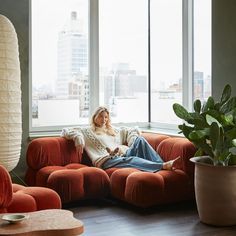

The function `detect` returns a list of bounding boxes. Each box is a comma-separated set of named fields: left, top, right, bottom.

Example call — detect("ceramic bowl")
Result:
left=2, top=214, right=29, bottom=224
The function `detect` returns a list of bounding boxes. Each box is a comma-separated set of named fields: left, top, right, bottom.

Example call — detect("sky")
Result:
left=31, top=0, right=87, bottom=89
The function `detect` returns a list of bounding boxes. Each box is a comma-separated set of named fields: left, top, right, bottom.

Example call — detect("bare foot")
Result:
left=162, top=156, right=181, bottom=170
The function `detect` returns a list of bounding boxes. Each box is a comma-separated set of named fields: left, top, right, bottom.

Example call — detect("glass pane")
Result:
left=194, top=0, right=212, bottom=102
left=31, top=0, right=88, bottom=128
left=150, top=0, right=182, bottom=124
left=99, top=0, right=148, bottom=123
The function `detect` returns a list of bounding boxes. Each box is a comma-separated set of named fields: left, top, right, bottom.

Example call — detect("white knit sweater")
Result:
left=61, top=126, right=141, bottom=167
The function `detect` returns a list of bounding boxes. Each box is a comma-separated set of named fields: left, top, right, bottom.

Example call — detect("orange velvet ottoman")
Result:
left=0, top=165, right=61, bottom=213
left=106, top=136, right=197, bottom=208
left=25, top=137, right=110, bottom=204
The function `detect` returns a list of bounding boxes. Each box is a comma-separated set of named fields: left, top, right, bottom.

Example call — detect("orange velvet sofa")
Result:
left=0, top=165, right=61, bottom=213
left=25, top=132, right=196, bottom=207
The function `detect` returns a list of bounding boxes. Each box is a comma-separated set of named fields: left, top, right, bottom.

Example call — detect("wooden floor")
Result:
left=66, top=199, right=236, bottom=236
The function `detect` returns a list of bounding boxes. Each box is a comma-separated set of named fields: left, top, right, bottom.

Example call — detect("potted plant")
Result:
left=173, top=84, right=236, bottom=226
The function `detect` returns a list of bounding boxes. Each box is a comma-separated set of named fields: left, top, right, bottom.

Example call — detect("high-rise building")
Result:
left=103, top=63, right=147, bottom=104
left=56, top=11, right=88, bottom=98
left=194, top=71, right=204, bottom=100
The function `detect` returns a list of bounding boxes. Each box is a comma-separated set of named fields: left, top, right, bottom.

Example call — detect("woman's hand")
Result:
left=106, top=147, right=119, bottom=157
left=76, top=144, right=84, bottom=154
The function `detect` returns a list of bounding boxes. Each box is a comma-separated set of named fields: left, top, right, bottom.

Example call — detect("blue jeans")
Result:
left=101, top=136, right=164, bottom=172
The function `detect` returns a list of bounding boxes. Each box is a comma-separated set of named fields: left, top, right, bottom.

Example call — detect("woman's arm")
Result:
left=61, top=127, right=85, bottom=151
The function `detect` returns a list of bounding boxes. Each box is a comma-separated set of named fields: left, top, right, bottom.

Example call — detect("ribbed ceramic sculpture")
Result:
left=0, top=15, right=22, bottom=171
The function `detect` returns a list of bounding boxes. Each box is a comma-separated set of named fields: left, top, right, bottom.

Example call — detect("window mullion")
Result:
left=183, top=0, right=193, bottom=111
left=89, top=0, right=99, bottom=115
left=148, top=0, right=151, bottom=124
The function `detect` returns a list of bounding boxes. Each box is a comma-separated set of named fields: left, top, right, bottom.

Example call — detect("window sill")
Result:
left=29, top=126, right=183, bottom=140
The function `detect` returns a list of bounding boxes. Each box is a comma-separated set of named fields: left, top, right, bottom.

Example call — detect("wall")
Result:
left=212, top=0, right=236, bottom=98
left=0, top=0, right=236, bottom=181
left=0, top=0, right=29, bottom=181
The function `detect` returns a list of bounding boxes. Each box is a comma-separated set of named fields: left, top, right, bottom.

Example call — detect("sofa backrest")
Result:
left=27, top=137, right=82, bottom=170
left=26, top=133, right=196, bottom=176
left=157, top=137, right=196, bottom=176
left=141, top=132, right=170, bottom=151
left=26, top=133, right=174, bottom=170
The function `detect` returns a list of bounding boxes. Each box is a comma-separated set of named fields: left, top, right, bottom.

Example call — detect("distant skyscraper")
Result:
left=204, top=75, right=211, bottom=99
left=56, top=11, right=88, bottom=98
left=194, top=71, right=204, bottom=100
left=103, top=63, right=147, bottom=104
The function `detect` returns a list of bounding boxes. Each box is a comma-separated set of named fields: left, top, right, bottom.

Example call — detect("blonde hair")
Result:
left=90, top=106, right=116, bottom=136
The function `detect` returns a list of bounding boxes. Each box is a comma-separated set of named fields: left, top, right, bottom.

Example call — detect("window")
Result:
left=194, top=0, right=212, bottom=102
left=31, top=0, right=89, bottom=130
left=99, top=0, right=148, bottom=123
left=30, top=0, right=211, bottom=133
left=150, top=0, right=182, bottom=125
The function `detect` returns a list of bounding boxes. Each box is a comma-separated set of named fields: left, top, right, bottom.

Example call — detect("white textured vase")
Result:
left=0, top=15, right=22, bottom=171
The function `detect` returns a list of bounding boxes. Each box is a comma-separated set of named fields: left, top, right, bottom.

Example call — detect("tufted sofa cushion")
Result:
left=8, top=184, right=62, bottom=213
left=0, top=165, right=61, bottom=213
left=25, top=137, right=81, bottom=186
left=25, top=137, right=110, bottom=204
left=107, top=136, right=196, bottom=207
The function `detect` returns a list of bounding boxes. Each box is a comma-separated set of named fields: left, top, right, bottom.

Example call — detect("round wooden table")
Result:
left=0, top=209, right=84, bottom=236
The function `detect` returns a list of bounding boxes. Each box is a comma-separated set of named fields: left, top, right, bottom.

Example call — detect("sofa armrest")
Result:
left=0, top=165, right=13, bottom=213
left=26, top=137, right=82, bottom=171
left=157, top=137, right=197, bottom=177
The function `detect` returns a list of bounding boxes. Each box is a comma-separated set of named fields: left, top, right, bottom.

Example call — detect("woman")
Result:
left=61, top=106, right=179, bottom=172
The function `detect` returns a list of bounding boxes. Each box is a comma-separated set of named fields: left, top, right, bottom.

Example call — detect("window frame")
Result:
left=29, top=0, right=203, bottom=136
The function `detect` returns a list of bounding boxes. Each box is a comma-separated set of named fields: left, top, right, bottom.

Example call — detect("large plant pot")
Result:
left=191, top=156, right=236, bottom=226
